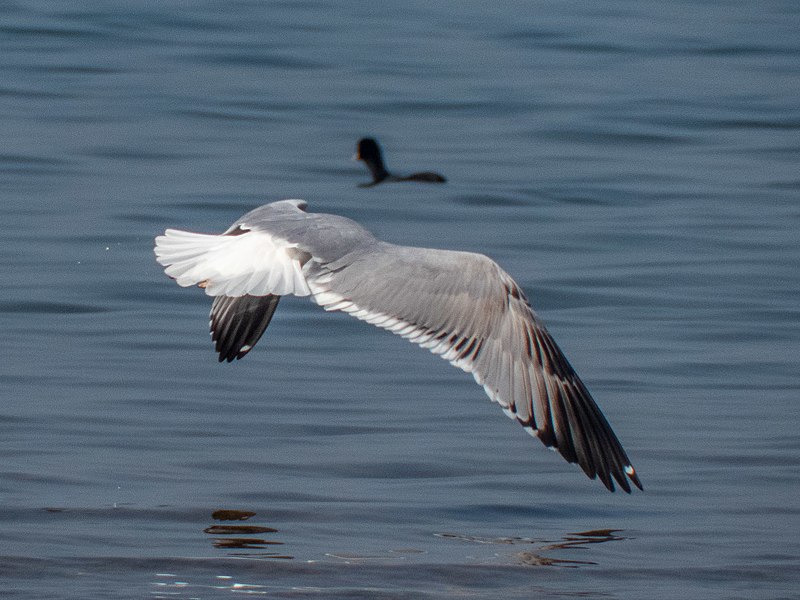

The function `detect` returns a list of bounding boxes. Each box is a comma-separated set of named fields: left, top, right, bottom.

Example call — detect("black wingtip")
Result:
left=210, top=295, right=281, bottom=364
left=591, top=463, right=642, bottom=493
left=607, top=466, right=643, bottom=494
left=217, top=341, right=257, bottom=362
left=626, top=465, right=644, bottom=491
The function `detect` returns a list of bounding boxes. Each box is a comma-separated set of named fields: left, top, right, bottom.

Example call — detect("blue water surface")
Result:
left=1, top=1, right=798, bottom=598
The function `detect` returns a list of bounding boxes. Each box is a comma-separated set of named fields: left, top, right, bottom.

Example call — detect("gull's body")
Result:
left=154, top=199, right=641, bottom=492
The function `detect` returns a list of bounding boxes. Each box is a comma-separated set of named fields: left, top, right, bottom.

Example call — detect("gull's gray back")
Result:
left=230, top=199, right=380, bottom=265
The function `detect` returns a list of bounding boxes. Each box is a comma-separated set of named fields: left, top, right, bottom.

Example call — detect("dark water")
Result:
left=2, top=1, right=799, bottom=598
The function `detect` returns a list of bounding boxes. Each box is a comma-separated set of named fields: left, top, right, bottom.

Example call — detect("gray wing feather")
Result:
left=314, top=243, right=641, bottom=492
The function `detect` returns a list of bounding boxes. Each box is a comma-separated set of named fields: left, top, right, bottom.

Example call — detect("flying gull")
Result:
left=154, top=199, right=642, bottom=492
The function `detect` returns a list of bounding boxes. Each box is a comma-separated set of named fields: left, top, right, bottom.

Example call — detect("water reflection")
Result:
left=324, top=548, right=427, bottom=562
left=436, top=529, right=627, bottom=568
left=204, top=509, right=291, bottom=559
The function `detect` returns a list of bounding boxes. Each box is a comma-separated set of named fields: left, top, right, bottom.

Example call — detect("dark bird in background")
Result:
left=355, top=137, right=447, bottom=187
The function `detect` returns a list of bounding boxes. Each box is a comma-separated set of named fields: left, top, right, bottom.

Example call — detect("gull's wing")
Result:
left=154, top=213, right=307, bottom=362
left=153, top=199, right=375, bottom=363
left=210, top=294, right=281, bottom=362
left=309, top=243, right=642, bottom=493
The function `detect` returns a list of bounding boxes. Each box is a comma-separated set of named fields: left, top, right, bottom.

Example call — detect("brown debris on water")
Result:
left=212, top=537, right=283, bottom=549
left=204, top=525, right=277, bottom=535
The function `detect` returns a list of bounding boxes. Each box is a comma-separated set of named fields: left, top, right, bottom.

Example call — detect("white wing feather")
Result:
left=154, top=228, right=311, bottom=297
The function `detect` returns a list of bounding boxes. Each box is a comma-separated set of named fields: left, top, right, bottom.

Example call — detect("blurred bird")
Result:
left=355, top=137, right=446, bottom=187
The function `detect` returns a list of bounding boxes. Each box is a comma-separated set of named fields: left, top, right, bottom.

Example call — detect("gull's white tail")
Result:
left=154, top=228, right=311, bottom=297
